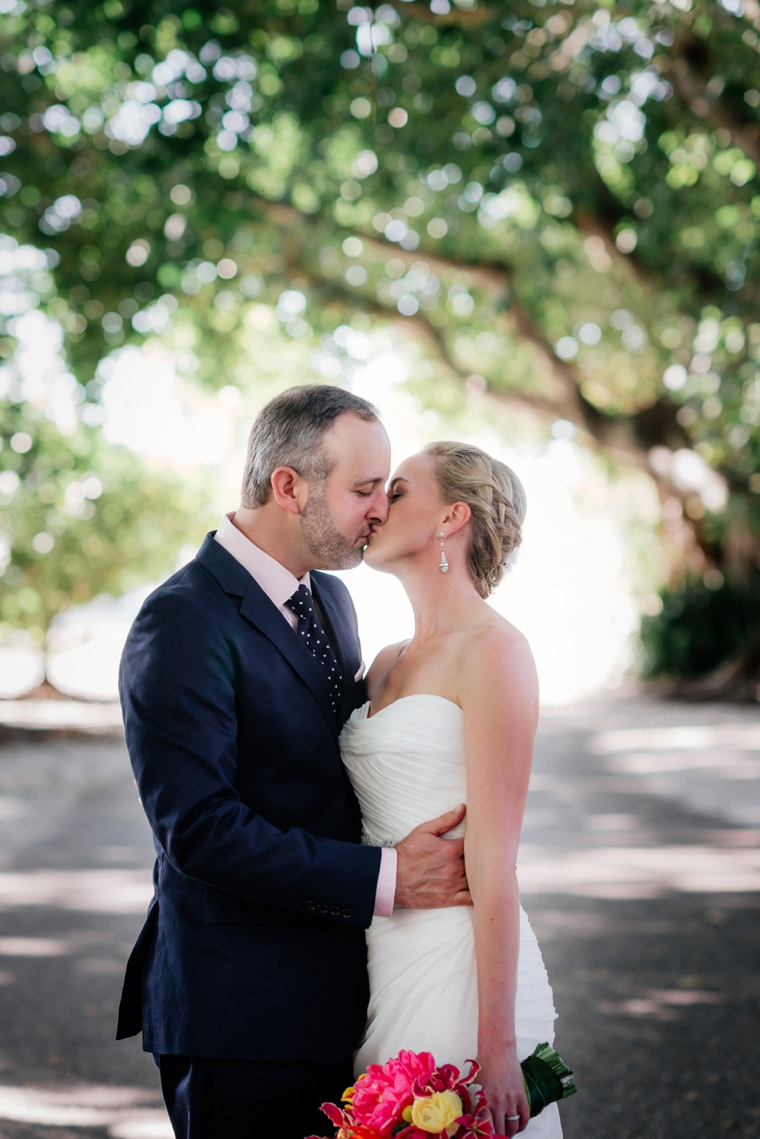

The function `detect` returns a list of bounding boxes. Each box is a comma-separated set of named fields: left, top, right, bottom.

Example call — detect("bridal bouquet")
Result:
left=308, top=1044, right=576, bottom=1139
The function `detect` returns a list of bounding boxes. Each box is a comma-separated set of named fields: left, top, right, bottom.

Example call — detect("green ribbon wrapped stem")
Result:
left=520, top=1043, right=578, bottom=1119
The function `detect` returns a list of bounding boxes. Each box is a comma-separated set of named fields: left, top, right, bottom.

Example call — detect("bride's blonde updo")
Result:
left=424, top=441, right=527, bottom=598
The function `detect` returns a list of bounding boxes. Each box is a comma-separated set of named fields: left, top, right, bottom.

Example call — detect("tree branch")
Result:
left=266, top=199, right=688, bottom=460
left=668, top=46, right=760, bottom=168
left=240, top=199, right=715, bottom=579
left=259, top=200, right=697, bottom=498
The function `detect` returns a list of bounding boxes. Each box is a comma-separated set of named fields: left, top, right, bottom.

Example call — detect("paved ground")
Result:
left=525, top=695, right=760, bottom=1139
left=0, top=693, right=758, bottom=1138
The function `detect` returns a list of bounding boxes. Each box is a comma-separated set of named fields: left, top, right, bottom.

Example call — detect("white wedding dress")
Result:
left=340, top=694, right=562, bottom=1138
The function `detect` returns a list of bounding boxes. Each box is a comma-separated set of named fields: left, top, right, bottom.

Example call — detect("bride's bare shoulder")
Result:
left=459, top=614, right=537, bottom=692
left=366, top=640, right=408, bottom=692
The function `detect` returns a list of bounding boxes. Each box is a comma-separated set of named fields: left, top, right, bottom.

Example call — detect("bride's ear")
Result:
left=441, top=501, right=471, bottom=534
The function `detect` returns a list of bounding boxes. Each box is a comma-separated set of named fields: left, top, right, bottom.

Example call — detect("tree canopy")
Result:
left=2, top=0, right=760, bottom=678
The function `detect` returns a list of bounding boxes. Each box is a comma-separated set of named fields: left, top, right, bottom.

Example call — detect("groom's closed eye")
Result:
left=353, top=479, right=385, bottom=496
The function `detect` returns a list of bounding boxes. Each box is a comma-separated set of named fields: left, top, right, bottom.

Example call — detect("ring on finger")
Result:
left=506, top=1115, right=520, bottom=1122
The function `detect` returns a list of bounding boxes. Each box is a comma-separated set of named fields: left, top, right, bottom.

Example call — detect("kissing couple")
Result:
left=117, top=384, right=561, bottom=1139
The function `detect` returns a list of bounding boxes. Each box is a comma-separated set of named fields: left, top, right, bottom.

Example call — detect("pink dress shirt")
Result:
left=215, top=513, right=397, bottom=918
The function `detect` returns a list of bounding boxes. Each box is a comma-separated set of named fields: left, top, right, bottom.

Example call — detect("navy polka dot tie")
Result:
left=285, top=584, right=343, bottom=715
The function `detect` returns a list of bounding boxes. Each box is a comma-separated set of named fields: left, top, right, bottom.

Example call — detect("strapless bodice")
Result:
left=340, top=694, right=467, bottom=848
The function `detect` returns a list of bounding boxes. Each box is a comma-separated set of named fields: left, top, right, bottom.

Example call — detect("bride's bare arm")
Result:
left=460, top=627, right=539, bottom=1137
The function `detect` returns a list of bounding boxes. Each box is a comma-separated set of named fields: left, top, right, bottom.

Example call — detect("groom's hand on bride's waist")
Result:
left=393, top=804, right=471, bottom=909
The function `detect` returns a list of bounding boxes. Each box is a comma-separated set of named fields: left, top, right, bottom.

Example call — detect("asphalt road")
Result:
left=0, top=693, right=758, bottom=1139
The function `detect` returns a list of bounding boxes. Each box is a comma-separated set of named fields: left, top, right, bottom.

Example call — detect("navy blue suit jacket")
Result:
left=116, top=533, right=382, bottom=1062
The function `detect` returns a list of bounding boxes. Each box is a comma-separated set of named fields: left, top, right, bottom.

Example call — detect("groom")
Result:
left=116, top=385, right=470, bottom=1139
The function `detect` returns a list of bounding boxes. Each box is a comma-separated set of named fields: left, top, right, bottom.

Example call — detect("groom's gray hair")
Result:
left=241, top=384, right=379, bottom=508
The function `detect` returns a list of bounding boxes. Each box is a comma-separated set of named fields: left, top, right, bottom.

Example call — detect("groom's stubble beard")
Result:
left=300, top=482, right=366, bottom=570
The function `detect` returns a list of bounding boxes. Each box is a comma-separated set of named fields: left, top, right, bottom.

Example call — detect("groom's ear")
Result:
left=270, top=466, right=306, bottom=516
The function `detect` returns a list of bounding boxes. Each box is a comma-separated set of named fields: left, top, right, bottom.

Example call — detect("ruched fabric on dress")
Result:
left=340, top=695, right=562, bottom=1139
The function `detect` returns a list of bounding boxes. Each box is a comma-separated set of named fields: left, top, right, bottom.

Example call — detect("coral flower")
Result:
left=350, top=1051, right=437, bottom=1136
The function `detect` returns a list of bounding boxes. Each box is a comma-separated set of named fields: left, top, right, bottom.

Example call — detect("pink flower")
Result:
left=307, top=1109, right=385, bottom=1139
left=321, top=1103, right=351, bottom=1130
left=453, top=1081, right=503, bottom=1139
left=315, top=1053, right=491, bottom=1139
left=455, top=1116, right=499, bottom=1139
left=351, top=1051, right=437, bottom=1136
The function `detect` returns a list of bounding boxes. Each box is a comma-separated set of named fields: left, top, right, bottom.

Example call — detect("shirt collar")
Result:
left=214, top=513, right=310, bottom=610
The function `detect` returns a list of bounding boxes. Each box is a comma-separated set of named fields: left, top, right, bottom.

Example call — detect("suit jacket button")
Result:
left=342, top=908, right=352, bottom=918
left=305, top=901, right=316, bottom=911
left=330, top=906, right=341, bottom=916
left=317, top=903, right=328, bottom=914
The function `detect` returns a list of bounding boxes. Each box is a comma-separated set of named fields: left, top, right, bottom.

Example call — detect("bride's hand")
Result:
left=477, top=1048, right=530, bottom=1137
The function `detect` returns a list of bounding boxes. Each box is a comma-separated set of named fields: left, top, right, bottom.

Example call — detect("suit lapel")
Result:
left=311, top=574, right=363, bottom=728
left=310, top=575, right=349, bottom=676
left=310, top=574, right=364, bottom=832
left=239, top=578, right=338, bottom=738
left=196, top=535, right=337, bottom=738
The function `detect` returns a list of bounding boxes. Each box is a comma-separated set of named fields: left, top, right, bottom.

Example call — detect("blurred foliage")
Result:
left=3, top=0, right=760, bottom=669
left=0, top=401, right=213, bottom=637
left=641, top=572, right=760, bottom=680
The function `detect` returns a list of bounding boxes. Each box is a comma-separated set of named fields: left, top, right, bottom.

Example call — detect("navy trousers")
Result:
left=157, top=1053, right=354, bottom=1139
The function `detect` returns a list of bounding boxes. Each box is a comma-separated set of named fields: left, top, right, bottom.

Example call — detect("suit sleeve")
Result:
left=119, top=587, right=381, bottom=929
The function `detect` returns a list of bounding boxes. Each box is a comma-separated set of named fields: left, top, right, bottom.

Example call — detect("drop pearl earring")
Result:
left=438, top=531, right=449, bottom=574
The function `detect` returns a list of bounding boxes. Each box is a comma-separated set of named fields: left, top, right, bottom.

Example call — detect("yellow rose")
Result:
left=410, top=1090, right=464, bottom=1134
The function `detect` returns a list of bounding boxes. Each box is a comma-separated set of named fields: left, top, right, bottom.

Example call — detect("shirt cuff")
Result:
left=373, top=846, right=397, bottom=918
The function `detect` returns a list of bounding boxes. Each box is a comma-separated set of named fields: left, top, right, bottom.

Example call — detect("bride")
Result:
left=340, top=441, right=562, bottom=1139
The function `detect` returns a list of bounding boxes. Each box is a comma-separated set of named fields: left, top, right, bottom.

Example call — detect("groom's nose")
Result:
left=368, top=487, right=389, bottom=525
